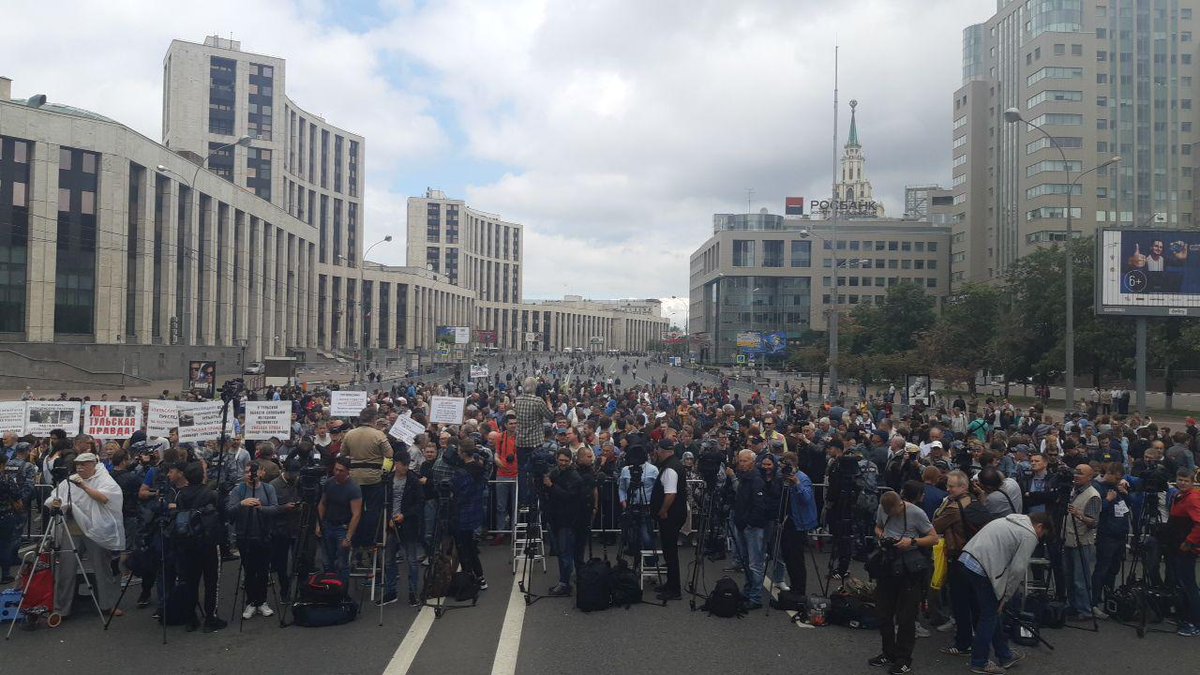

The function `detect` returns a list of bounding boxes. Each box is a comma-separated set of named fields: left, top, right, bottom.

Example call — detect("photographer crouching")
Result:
left=44, top=452, right=125, bottom=620
left=868, top=491, right=938, bottom=675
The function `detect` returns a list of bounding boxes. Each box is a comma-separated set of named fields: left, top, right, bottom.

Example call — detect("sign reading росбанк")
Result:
left=811, top=199, right=880, bottom=217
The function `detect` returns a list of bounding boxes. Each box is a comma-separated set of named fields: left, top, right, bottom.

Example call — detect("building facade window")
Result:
left=247, top=62, right=274, bottom=141
left=762, top=240, right=784, bottom=267
left=56, top=147, right=100, bottom=335
left=348, top=140, right=359, bottom=197
left=208, top=57, right=236, bottom=136
left=246, top=146, right=272, bottom=200
left=790, top=240, right=811, bottom=267
left=0, top=136, right=31, bottom=333
left=732, top=240, right=755, bottom=267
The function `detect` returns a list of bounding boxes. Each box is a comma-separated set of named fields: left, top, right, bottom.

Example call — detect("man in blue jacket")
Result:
left=780, top=454, right=818, bottom=597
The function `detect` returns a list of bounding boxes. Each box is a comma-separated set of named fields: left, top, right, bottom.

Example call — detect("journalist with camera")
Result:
left=165, top=461, right=226, bottom=632
left=544, top=447, right=584, bottom=596
left=229, top=460, right=278, bottom=620
left=451, top=438, right=488, bottom=591
left=268, top=457, right=304, bottom=601
left=824, top=439, right=860, bottom=580
left=651, top=438, right=687, bottom=602
left=316, top=456, right=363, bottom=585
left=0, top=452, right=33, bottom=583
left=867, top=491, right=938, bottom=675
left=44, top=452, right=125, bottom=620
left=383, top=451, right=424, bottom=606
left=618, top=444, right=658, bottom=557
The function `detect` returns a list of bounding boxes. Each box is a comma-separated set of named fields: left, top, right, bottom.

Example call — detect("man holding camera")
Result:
left=727, top=449, right=768, bottom=610
left=492, top=416, right=519, bottom=544
left=780, top=454, right=817, bottom=597
left=168, top=461, right=227, bottom=632
left=341, top=407, right=393, bottom=549
left=45, top=452, right=125, bottom=619
left=868, top=491, right=938, bottom=675
left=383, top=452, right=424, bottom=606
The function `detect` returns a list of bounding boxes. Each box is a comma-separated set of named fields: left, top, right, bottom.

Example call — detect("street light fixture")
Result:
left=1004, top=106, right=1121, bottom=411
left=358, top=235, right=394, bottom=379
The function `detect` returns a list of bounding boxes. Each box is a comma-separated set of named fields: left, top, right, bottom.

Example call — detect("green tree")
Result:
left=919, top=282, right=1002, bottom=395
left=848, top=282, right=935, bottom=355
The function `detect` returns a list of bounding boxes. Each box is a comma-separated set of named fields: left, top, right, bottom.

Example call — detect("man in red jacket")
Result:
left=1168, top=469, right=1200, bottom=637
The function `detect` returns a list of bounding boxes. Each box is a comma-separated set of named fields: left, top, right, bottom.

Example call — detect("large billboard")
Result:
left=734, top=331, right=788, bottom=355
left=435, top=326, right=470, bottom=344
left=1097, top=228, right=1200, bottom=317
left=187, top=360, right=216, bottom=399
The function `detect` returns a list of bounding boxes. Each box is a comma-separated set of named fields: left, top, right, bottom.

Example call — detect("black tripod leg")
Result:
left=104, top=566, right=136, bottom=630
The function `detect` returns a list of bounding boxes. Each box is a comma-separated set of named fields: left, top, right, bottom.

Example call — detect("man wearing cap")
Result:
left=45, top=452, right=125, bottom=618
left=651, top=439, right=688, bottom=602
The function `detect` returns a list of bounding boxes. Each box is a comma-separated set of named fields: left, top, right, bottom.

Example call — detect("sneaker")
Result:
left=939, top=646, right=971, bottom=657
left=202, top=617, right=228, bottom=633
left=136, top=593, right=152, bottom=609
left=937, top=617, right=957, bottom=633
left=1178, top=623, right=1200, bottom=637
left=548, top=583, right=571, bottom=596
left=242, top=604, right=257, bottom=619
left=998, top=650, right=1025, bottom=669
left=478, top=578, right=489, bottom=591
left=408, top=593, right=420, bottom=607
left=775, top=582, right=791, bottom=592
left=656, top=589, right=682, bottom=601
left=1092, top=605, right=1108, bottom=619
left=970, top=663, right=1005, bottom=675
left=257, top=603, right=275, bottom=617
left=868, top=654, right=893, bottom=668
left=377, top=592, right=398, bottom=606
left=221, top=552, right=240, bottom=562
left=888, top=664, right=912, bottom=675
left=914, top=623, right=931, bottom=638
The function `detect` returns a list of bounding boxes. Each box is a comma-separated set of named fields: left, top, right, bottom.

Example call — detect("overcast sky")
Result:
left=1, top=0, right=996, bottom=328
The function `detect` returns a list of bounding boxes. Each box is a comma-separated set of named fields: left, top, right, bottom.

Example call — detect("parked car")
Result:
left=244, top=362, right=264, bottom=375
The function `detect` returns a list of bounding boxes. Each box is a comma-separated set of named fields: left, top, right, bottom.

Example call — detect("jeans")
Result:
left=555, top=527, right=576, bottom=586
left=1064, top=543, right=1096, bottom=614
left=736, top=526, right=765, bottom=604
left=356, top=483, right=384, bottom=547
left=876, top=573, right=923, bottom=667
left=1170, top=552, right=1200, bottom=626
left=239, top=539, right=270, bottom=606
left=965, top=566, right=1013, bottom=669
left=321, top=522, right=350, bottom=586
left=1092, top=535, right=1124, bottom=606
left=948, top=560, right=980, bottom=651
left=385, top=535, right=421, bottom=596
left=494, top=479, right=516, bottom=532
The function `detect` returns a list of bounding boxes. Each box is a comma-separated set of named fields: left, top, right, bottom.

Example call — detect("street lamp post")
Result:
left=1003, top=107, right=1120, bottom=412
left=358, top=236, right=393, bottom=380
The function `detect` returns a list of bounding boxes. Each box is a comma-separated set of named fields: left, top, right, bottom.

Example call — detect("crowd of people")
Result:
left=1, top=353, right=1199, bottom=675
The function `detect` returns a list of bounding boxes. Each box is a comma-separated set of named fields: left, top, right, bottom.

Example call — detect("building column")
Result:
left=262, top=225, right=277, bottom=357
left=234, top=210, right=250, bottom=347
left=160, top=180, right=180, bottom=345
left=95, top=154, right=124, bottom=344
left=181, top=189, right=199, bottom=345
left=25, top=141, right=59, bottom=341
left=133, top=169, right=154, bottom=344
left=247, top=218, right=263, bottom=360
left=199, top=198, right=218, bottom=345
left=217, top=204, right=234, bottom=345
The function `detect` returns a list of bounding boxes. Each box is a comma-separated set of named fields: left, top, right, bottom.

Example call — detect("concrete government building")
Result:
left=0, top=35, right=664, bottom=386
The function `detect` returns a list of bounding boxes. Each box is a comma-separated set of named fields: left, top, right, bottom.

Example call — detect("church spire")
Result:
left=846, top=99, right=860, bottom=148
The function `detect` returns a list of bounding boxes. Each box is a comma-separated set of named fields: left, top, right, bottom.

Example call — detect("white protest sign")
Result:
left=469, top=364, right=489, bottom=379
left=0, top=402, right=26, bottom=435
left=330, top=390, right=369, bottom=418
left=245, top=401, right=291, bottom=440
left=176, top=401, right=225, bottom=443
left=25, top=401, right=81, bottom=437
left=146, top=400, right=183, bottom=438
left=388, top=413, right=427, bottom=445
left=84, top=402, right=143, bottom=439
left=429, top=396, right=465, bottom=425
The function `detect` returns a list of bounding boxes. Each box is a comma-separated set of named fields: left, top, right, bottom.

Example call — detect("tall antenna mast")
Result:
left=746, top=188, right=755, bottom=214
left=832, top=44, right=839, bottom=201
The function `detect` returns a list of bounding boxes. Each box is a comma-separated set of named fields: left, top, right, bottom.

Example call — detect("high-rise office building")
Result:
left=950, top=0, right=1200, bottom=287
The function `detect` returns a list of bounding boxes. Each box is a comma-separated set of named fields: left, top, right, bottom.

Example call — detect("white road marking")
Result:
left=490, top=559, right=529, bottom=675
left=382, top=605, right=436, bottom=675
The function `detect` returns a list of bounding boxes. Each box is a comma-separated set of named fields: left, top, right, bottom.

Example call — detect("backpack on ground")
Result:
left=703, top=576, right=745, bottom=618
left=609, top=558, right=642, bottom=608
left=425, top=537, right=458, bottom=599
left=826, top=592, right=878, bottom=629
left=301, top=572, right=348, bottom=604
left=164, top=581, right=198, bottom=626
left=293, top=598, right=359, bottom=627
left=576, top=558, right=612, bottom=612
left=448, top=571, right=481, bottom=603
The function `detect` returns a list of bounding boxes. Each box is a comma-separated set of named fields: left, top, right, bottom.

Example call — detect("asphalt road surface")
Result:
left=5, top=357, right=1198, bottom=673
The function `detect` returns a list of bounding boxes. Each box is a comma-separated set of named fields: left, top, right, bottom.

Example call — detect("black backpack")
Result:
left=609, top=559, right=642, bottom=608
left=703, top=576, right=745, bottom=618
left=827, top=593, right=879, bottom=629
left=167, top=507, right=213, bottom=543
left=164, top=581, right=198, bottom=626
left=301, top=572, right=348, bottom=604
left=575, top=558, right=612, bottom=612
left=959, top=497, right=1000, bottom=538
left=293, top=599, right=359, bottom=627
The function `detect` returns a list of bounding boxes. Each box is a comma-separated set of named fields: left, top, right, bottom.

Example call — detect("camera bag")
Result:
left=449, top=571, right=481, bottom=603
left=703, top=576, right=745, bottom=618
left=609, top=558, right=642, bottom=608
left=302, top=572, right=348, bottom=604
left=575, top=558, right=612, bottom=612
left=293, top=598, right=358, bottom=627
left=827, top=592, right=879, bottom=629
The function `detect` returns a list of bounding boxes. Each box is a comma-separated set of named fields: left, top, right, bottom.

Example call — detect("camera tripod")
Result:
left=685, top=476, right=720, bottom=610
left=278, top=487, right=320, bottom=627
left=765, top=478, right=827, bottom=620
left=1108, top=488, right=1175, bottom=638
left=420, top=484, right=472, bottom=618
left=516, top=478, right=563, bottom=607
left=5, top=502, right=106, bottom=639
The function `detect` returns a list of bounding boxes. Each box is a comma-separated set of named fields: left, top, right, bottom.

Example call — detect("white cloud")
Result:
left=2, top=0, right=997, bottom=303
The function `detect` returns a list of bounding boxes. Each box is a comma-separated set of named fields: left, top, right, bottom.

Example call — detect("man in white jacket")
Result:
left=958, top=512, right=1053, bottom=674
left=45, top=452, right=125, bottom=619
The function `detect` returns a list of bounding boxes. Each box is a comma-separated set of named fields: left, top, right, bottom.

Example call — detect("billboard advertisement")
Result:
left=761, top=331, right=788, bottom=355
left=436, top=326, right=471, bottom=345
left=785, top=197, right=805, bottom=216
left=735, top=331, right=761, bottom=349
left=475, top=329, right=497, bottom=345
left=1097, top=229, right=1200, bottom=317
